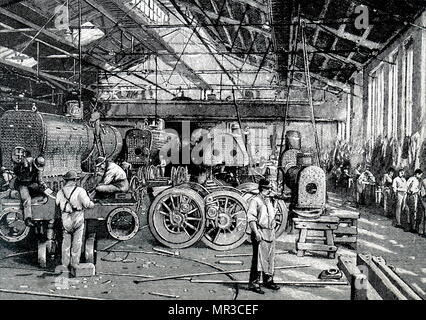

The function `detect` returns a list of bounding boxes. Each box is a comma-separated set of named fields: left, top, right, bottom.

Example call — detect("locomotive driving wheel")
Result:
left=274, top=199, right=289, bottom=238
left=106, top=208, right=140, bottom=241
left=0, top=208, right=30, bottom=243
left=202, top=190, right=249, bottom=251
left=148, top=187, right=205, bottom=249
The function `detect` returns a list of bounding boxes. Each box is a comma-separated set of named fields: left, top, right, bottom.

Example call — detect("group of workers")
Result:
left=335, top=163, right=425, bottom=235
left=5, top=146, right=129, bottom=272
left=382, top=167, right=425, bottom=234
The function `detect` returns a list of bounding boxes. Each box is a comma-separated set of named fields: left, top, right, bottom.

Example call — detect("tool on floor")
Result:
left=149, top=292, right=180, bottom=299
left=133, top=264, right=311, bottom=284
left=318, top=268, right=343, bottom=280
left=217, top=260, right=244, bottom=265
left=152, top=247, right=180, bottom=256
left=98, top=272, right=153, bottom=279
left=190, top=279, right=348, bottom=286
left=215, top=250, right=288, bottom=258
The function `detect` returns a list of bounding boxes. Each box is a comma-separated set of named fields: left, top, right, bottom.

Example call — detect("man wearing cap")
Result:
left=247, top=178, right=280, bottom=294
left=93, top=156, right=129, bottom=197
left=12, top=147, right=51, bottom=227
left=56, top=170, right=94, bottom=271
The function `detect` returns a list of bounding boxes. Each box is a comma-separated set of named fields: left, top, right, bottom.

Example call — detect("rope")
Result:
left=301, top=21, right=322, bottom=165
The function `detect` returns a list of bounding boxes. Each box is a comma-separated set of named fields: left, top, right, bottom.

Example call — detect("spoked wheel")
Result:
left=148, top=187, right=205, bottom=249
left=176, top=182, right=210, bottom=198
left=106, top=208, right=140, bottom=241
left=202, top=190, right=249, bottom=251
left=85, top=233, right=97, bottom=264
left=274, top=199, right=289, bottom=239
left=38, top=240, right=47, bottom=268
left=236, top=182, right=259, bottom=194
left=0, top=208, right=30, bottom=243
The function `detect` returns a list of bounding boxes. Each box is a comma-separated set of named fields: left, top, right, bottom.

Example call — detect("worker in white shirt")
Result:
left=247, top=178, right=280, bottom=294
left=93, top=156, right=129, bottom=197
left=56, top=170, right=94, bottom=271
left=406, top=169, right=423, bottom=233
left=392, top=169, right=407, bottom=228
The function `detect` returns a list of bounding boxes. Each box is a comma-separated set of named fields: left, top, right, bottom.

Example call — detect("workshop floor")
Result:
left=0, top=192, right=424, bottom=300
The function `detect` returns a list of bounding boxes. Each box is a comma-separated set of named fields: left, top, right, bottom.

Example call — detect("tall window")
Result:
left=368, top=64, right=385, bottom=142
left=388, top=50, right=399, bottom=138
left=403, top=39, right=414, bottom=136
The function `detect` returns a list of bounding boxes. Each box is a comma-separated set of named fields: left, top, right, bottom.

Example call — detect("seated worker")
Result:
left=12, top=147, right=52, bottom=227
left=94, top=156, right=129, bottom=197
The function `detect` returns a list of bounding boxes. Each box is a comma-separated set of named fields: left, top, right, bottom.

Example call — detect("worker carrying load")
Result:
left=92, top=156, right=129, bottom=198
left=11, top=146, right=53, bottom=227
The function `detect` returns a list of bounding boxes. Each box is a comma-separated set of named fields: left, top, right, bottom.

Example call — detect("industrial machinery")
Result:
left=147, top=123, right=252, bottom=251
left=148, top=183, right=249, bottom=251
left=124, top=119, right=180, bottom=169
left=0, top=109, right=140, bottom=267
left=279, top=130, right=326, bottom=218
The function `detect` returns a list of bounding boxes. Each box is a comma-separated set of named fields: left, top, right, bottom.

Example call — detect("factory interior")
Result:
left=0, top=0, right=425, bottom=302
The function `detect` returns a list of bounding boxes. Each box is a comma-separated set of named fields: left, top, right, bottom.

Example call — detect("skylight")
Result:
left=127, top=0, right=170, bottom=24
left=69, top=21, right=105, bottom=46
left=0, top=46, right=37, bottom=68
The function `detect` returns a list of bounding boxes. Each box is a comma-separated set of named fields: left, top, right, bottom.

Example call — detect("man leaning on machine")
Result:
left=11, top=146, right=53, bottom=227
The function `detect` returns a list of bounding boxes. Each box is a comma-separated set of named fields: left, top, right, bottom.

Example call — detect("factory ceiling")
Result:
left=0, top=0, right=424, bottom=104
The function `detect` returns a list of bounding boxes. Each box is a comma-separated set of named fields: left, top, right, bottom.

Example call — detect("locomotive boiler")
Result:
left=279, top=130, right=326, bottom=218
left=0, top=109, right=122, bottom=181
left=0, top=109, right=140, bottom=263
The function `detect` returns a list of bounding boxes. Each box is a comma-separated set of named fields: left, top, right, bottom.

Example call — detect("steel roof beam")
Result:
left=301, top=17, right=380, bottom=50
left=88, top=0, right=212, bottom=90
left=0, top=4, right=184, bottom=93
left=179, top=0, right=271, bottom=38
